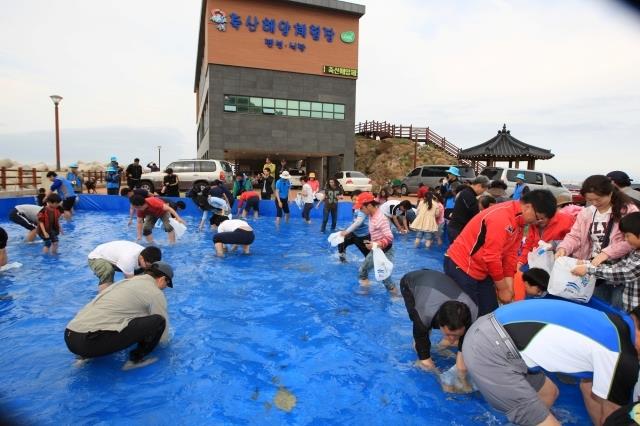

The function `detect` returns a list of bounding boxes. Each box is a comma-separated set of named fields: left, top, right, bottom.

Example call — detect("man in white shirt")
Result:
left=8, top=204, right=42, bottom=242
left=88, top=241, right=161, bottom=292
left=64, top=261, right=174, bottom=370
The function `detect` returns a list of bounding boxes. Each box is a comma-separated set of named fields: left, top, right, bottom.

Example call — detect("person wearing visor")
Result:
left=511, top=173, right=530, bottom=201
left=64, top=261, right=174, bottom=370
left=353, top=192, right=398, bottom=296
left=441, top=166, right=462, bottom=219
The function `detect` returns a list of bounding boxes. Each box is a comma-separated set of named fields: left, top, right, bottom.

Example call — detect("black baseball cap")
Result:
left=606, top=171, right=632, bottom=186
left=151, top=261, right=174, bottom=288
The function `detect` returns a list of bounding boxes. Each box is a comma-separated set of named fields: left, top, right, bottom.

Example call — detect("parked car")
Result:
left=333, top=171, right=372, bottom=194
left=565, top=184, right=585, bottom=205
left=139, top=159, right=234, bottom=193
left=480, top=167, right=572, bottom=200
left=400, top=164, right=476, bottom=195
left=287, top=168, right=305, bottom=188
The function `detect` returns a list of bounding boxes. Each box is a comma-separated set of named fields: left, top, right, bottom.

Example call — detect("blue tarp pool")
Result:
left=0, top=196, right=589, bottom=425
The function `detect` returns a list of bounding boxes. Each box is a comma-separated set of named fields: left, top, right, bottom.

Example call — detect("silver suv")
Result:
left=480, top=167, right=572, bottom=199
left=139, top=159, right=234, bottom=193
left=400, top=164, right=476, bottom=195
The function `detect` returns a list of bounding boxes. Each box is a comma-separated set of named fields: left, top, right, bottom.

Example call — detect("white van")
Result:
left=480, top=167, right=572, bottom=199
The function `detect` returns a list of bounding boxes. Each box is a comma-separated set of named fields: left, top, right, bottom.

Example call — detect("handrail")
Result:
left=355, top=120, right=486, bottom=173
left=0, top=168, right=126, bottom=191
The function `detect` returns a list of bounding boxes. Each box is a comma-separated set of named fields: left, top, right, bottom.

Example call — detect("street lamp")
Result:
left=50, top=95, right=63, bottom=171
left=157, top=145, right=162, bottom=169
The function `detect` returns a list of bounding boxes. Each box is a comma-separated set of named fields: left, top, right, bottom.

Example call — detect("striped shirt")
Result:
left=368, top=208, right=393, bottom=249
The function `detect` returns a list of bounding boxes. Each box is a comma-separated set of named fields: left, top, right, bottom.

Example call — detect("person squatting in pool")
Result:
left=88, top=241, right=162, bottom=292
left=211, top=214, right=255, bottom=257
left=64, top=261, right=174, bottom=370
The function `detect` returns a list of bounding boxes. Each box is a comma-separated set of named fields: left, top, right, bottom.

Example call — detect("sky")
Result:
left=0, top=0, right=639, bottom=182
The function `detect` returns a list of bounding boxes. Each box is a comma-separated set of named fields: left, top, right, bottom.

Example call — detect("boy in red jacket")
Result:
left=444, top=190, right=557, bottom=315
left=38, top=194, right=63, bottom=254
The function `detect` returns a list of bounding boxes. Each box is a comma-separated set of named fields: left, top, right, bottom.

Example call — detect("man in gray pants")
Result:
left=463, top=299, right=640, bottom=426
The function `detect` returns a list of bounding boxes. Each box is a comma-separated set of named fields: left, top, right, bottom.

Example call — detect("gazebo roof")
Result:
left=459, top=124, right=554, bottom=160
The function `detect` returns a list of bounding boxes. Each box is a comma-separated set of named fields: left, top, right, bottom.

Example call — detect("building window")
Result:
left=223, top=95, right=345, bottom=120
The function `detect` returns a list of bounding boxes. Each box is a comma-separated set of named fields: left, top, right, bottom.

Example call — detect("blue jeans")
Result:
left=359, top=246, right=395, bottom=290
left=443, top=256, right=498, bottom=316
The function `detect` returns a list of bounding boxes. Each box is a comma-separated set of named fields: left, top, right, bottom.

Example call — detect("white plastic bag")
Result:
left=327, top=231, right=344, bottom=247
left=548, top=256, right=596, bottom=303
left=315, top=192, right=325, bottom=202
left=294, top=193, right=304, bottom=209
left=527, top=241, right=555, bottom=273
left=372, top=247, right=393, bottom=281
left=169, top=218, right=186, bottom=239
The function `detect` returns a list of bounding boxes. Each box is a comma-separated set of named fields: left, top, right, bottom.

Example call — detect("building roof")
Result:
left=194, top=0, right=366, bottom=92
left=459, top=124, right=554, bottom=160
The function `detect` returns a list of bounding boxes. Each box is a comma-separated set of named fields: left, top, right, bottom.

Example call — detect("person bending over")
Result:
left=130, top=194, right=185, bottom=244
left=8, top=204, right=41, bottom=242
left=88, top=241, right=161, bottom=292
left=211, top=214, right=255, bottom=257
left=463, top=299, right=640, bottom=426
left=400, top=269, right=477, bottom=389
left=64, top=261, right=174, bottom=370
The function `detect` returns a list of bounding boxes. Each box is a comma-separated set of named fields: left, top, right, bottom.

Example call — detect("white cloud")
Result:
left=0, top=0, right=639, bottom=181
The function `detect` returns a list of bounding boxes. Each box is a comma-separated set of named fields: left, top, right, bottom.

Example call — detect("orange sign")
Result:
left=204, top=0, right=360, bottom=77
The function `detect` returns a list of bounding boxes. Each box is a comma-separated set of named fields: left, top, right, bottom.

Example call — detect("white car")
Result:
left=335, top=171, right=373, bottom=194
left=287, top=169, right=305, bottom=188
left=139, top=159, right=234, bottom=193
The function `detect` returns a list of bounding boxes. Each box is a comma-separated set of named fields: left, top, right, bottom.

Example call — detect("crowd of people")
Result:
left=3, top=156, right=640, bottom=425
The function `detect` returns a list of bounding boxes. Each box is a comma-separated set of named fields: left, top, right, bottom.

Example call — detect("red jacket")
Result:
left=37, top=206, right=62, bottom=233
left=518, top=211, right=576, bottom=264
left=137, top=196, right=166, bottom=218
left=447, top=201, right=525, bottom=282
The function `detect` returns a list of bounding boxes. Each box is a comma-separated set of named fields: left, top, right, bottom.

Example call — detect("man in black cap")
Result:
left=64, top=261, right=174, bottom=370
left=607, top=171, right=640, bottom=207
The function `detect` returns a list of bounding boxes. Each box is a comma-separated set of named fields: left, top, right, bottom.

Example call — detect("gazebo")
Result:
left=459, top=124, right=554, bottom=170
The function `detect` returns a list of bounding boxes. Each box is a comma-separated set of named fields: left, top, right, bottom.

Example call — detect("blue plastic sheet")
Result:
left=0, top=195, right=356, bottom=221
left=0, top=208, right=590, bottom=424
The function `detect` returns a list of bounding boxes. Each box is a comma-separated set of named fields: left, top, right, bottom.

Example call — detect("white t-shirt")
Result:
left=88, top=241, right=145, bottom=276
left=15, top=204, right=41, bottom=223
left=301, top=183, right=315, bottom=203
left=589, top=206, right=612, bottom=259
left=380, top=200, right=400, bottom=218
left=218, top=219, right=253, bottom=233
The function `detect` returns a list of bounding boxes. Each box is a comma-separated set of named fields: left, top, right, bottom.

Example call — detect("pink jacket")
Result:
left=556, top=203, right=638, bottom=260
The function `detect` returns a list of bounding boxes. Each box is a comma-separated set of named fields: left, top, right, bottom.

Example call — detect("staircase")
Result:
left=355, top=120, right=485, bottom=173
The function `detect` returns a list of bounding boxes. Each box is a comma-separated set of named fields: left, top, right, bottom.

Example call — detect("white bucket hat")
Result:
left=280, top=171, right=291, bottom=179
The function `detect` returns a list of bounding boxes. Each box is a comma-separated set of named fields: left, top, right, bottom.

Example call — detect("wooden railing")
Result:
left=0, top=167, right=41, bottom=191
left=355, top=120, right=486, bottom=172
left=0, top=168, right=126, bottom=191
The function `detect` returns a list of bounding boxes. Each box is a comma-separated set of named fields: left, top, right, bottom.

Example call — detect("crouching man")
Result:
left=400, top=269, right=477, bottom=390
left=88, top=241, right=161, bottom=292
left=64, top=261, right=174, bottom=370
left=130, top=194, right=186, bottom=244
left=462, top=299, right=640, bottom=426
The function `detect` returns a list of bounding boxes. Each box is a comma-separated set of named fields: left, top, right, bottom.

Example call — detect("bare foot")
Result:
left=358, top=279, right=371, bottom=286
left=122, top=357, right=158, bottom=371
